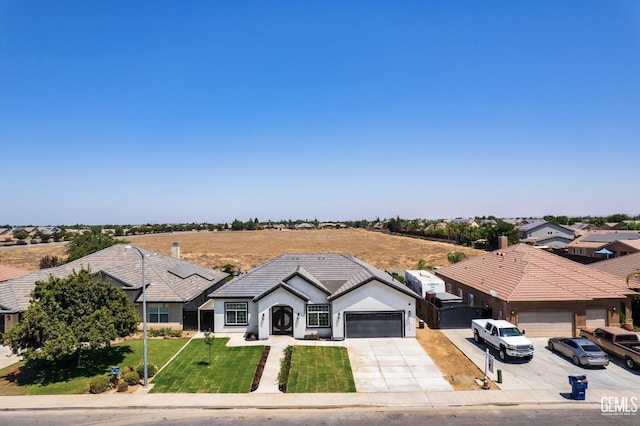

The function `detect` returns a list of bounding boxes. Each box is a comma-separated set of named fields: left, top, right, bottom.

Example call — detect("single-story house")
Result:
left=435, top=244, right=637, bottom=337
left=0, top=244, right=228, bottom=335
left=206, top=253, right=417, bottom=340
left=588, top=251, right=640, bottom=289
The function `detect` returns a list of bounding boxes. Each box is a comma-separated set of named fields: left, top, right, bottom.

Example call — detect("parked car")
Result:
left=547, top=337, right=609, bottom=367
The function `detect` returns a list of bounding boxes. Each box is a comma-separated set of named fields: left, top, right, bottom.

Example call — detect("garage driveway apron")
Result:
left=343, top=338, right=453, bottom=392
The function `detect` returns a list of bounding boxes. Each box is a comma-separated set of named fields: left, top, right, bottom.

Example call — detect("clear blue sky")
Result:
left=2, top=1, right=639, bottom=225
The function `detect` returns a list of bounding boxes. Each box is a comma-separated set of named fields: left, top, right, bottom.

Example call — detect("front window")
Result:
left=149, top=304, right=169, bottom=323
left=307, top=304, right=330, bottom=327
left=225, top=302, right=248, bottom=325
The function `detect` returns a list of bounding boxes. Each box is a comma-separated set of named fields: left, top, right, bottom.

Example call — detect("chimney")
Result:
left=171, top=242, right=180, bottom=259
left=498, top=236, right=508, bottom=250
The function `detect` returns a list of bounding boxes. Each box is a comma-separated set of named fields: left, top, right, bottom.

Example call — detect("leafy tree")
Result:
left=12, top=230, right=29, bottom=241
left=447, top=251, right=468, bottom=264
left=114, top=226, right=124, bottom=237
left=231, top=219, right=245, bottom=231
left=4, top=269, right=138, bottom=364
left=203, top=330, right=215, bottom=365
left=65, top=227, right=125, bottom=262
left=39, top=255, right=61, bottom=269
left=484, top=220, right=519, bottom=248
left=606, top=213, right=630, bottom=223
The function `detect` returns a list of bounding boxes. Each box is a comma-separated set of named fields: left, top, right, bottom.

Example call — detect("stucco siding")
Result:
left=331, top=280, right=416, bottom=339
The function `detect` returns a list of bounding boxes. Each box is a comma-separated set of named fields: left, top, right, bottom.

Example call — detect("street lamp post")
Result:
left=125, top=245, right=148, bottom=387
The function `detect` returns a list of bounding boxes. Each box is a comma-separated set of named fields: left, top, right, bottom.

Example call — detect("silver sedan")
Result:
left=547, top=337, right=609, bottom=367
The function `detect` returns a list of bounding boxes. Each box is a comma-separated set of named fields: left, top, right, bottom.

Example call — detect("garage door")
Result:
left=345, top=312, right=403, bottom=338
left=517, top=311, right=573, bottom=337
left=586, top=309, right=607, bottom=328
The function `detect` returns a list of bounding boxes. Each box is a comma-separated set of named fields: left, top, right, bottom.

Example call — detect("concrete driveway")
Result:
left=219, top=334, right=453, bottom=393
left=442, top=329, right=640, bottom=395
left=342, top=338, right=452, bottom=392
left=0, top=344, right=20, bottom=370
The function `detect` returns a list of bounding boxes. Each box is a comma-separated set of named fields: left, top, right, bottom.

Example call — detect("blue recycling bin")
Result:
left=568, top=374, right=588, bottom=400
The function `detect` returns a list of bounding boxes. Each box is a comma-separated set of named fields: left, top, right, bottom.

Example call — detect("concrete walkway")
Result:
left=0, top=345, right=20, bottom=370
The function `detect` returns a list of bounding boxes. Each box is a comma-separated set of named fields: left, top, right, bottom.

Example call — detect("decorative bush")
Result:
left=116, top=381, right=129, bottom=392
left=169, top=329, right=182, bottom=338
left=120, top=365, right=133, bottom=374
left=277, top=346, right=293, bottom=393
left=123, top=371, right=140, bottom=386
left=89, top=375, right=111, bottom=394
left=136, top=363, right=158, bottom=378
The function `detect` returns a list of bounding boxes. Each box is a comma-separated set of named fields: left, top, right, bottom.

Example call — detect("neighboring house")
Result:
left=318, top=222, right=337, bottom=229
left=589, top=251, right=640, bottom=289
left=567, top=231, right=640, bottom=258
left=435, top=244, right=636, bottom=337
left=517, top=221, right=575, bottom=249
left=0, top=265, right=29, bottom=282
left=405, top=270, right=445, bottom=298
left=0, top=244, right=228, bottom=335
left=450, top=218, right=479, bottom=227
left=294, top=223, right=316, bottom=230
left=206, top=253, right=417, bottom=340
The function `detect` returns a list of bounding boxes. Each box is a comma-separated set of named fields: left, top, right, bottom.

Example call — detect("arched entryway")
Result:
left=271, top=306, right=293, bottom=335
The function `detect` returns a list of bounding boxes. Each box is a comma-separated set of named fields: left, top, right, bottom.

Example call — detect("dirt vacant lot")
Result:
left=0, top=229, right=482, bottom=273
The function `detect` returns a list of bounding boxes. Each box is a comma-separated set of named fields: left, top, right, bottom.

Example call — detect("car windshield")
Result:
left=500, top=327, right=523, bottom=337
left=582, top=344, right=603, bottom=352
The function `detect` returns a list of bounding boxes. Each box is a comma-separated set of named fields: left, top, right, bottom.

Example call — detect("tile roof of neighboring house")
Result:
left=567, top=230, right=640, bottom=250
left=0, top=244, right=228, bottom=314
left=435, top=243, right=635, bottom=302
left=0, top=265, right=30, bottom=282
left=589, top=252, right=640, bottom=288
left=209, top=253, right=415, bottom=301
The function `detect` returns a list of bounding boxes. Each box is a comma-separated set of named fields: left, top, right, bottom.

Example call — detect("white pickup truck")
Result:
left=472, top=319, right=534, bottom=361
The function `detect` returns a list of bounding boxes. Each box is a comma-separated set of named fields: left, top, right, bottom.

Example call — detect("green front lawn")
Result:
left=150, top=338, right=264, bottom=393
left=0, top=338, right=188, bottom=395
left=287, top=346, right=355, bottom=393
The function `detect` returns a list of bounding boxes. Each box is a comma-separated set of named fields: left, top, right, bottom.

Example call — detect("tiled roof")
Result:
left=210, top=253, right=414, bottom=300
left=435, top=244, right=635, bottom=302
left=0, top=265, right=29, bottom=282
left=589, top=252, right=640, bottom=288
left=0, top=244, right=228, bottom=313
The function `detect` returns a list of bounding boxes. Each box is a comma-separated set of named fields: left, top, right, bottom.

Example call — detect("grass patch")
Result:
left=286, top=346, right=355, bottom=393
left=0, top=338, right=188, bottom=395
left=150, top=337, right=264, bottom=393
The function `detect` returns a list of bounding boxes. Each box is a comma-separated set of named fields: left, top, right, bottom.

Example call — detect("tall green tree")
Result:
left=65, top=227, right=124, bottom=262
left=4, top=269, right=138, bottom=364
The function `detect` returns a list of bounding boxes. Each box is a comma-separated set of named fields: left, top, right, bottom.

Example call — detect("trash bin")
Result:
left=418, top=320, right=425, bottom=329
left=568, top=374, right=588, bottom=400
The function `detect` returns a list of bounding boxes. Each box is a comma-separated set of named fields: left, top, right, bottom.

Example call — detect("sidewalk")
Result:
left=0, top=388, right=624, bottom=411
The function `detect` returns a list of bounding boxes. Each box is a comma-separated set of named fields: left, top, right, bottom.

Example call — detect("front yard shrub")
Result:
left=123, top=371, right=140, bottom=386
left=169, top=329, right=182, bottom=338
left=116, top=381, right=129, bottom=392
left=89, top=375, right=110, bottom=394
left=136, top=363, right=158, bottom=378
left=277, top=346, right=293, bottom=392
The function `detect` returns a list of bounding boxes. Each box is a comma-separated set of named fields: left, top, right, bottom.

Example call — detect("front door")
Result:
left=271, top=306, right=293, bottom=335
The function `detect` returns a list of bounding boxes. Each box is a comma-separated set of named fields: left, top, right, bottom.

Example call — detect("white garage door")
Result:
left=586, top=309, right=607, bottom=328
left=517, top=311, right=573, bottom=337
